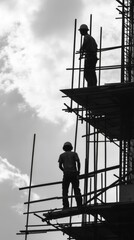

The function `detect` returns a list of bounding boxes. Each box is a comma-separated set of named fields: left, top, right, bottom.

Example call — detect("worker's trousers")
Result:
left=84, top=55, right=97, bottom=87
left=62, top=172, right=82, bottom=208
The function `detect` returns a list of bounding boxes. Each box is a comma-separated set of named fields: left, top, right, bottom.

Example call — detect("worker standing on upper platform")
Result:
left=79, top=24, right=98, bottom=87
left=58, top=142, right=82, bottom=209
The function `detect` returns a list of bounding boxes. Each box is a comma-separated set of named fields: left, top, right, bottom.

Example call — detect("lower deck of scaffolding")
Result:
left=42, top=201, right=134, bottom=240
left=61, top=82, right=134, bottom=141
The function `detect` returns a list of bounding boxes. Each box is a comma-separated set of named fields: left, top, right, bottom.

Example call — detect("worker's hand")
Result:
left=79, top=56, right=84, bottom=60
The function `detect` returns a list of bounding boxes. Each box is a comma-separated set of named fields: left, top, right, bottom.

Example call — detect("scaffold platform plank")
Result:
left=61, top=82, right=134, bottom=140
left=43, top=202, right=134, bottom=221
left=63, top=225, right=118, bottom=240
left=43, top=202, right=134, bottom=240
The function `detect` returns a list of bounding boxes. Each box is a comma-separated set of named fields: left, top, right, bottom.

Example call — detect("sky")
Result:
left=0, top=1, right=122, bottom=240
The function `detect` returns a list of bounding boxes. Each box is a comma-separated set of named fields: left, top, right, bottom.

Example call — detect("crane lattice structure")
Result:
left=18, top=1, right=134, bottom=239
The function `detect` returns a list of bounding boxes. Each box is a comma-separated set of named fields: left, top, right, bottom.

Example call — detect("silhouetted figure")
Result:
left=79, top=24, right=98, bottom=87
left=58, top=142, right=82, bottom=209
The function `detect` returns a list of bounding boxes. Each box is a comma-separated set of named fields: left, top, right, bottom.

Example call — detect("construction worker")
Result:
left=58, top=142, right=82, bottom=209
left=79, top=24, right=98, bottom=87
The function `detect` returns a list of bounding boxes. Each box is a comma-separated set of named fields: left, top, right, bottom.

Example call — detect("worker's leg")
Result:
left=62, top=174, right=70, bottom=208
left=91, top=56, right=97, bottom=86
left=72, top=174, right=82, bottom=207
left=84, top=60, right=90, bottom=86
left=84, top=57, right=97, bottom=87
left=89, top=69, right=97, bottom=86
left=85, top=69, right=97, bottom=86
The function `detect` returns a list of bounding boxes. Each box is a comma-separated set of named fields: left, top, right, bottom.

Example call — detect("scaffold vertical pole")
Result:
left=90, top=14, right=92, bottom=35
left=98, top=27, right=102, bottom=86
left=82, top=14, right=93, bottom=224
left=104, top=117, right=107, bottom=203
left=25, top=134, right=36, bottom=240
left=121, top=0, right=125, bottom=83
left=70, top=19, right=77, bottom=109
left=104, top=134, right=107, bottom=203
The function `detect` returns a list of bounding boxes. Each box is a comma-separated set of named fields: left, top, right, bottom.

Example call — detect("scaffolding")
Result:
left=18, top=1, right=134, bottom=240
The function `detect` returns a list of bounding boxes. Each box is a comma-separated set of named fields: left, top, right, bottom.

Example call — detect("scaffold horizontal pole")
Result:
left=19, top=180, right=62, bottom=190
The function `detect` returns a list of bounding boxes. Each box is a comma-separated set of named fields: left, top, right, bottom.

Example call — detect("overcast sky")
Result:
left=0, top=1, right=121, bottom=240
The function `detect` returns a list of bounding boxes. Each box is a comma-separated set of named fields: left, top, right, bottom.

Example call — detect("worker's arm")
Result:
left=58, top=155, right=64, bottom=171
left=59, top=161, right=64, bottom=171
left=75, top=153, right=81, bottom=174
left=77, top=160, right=81, bottom=174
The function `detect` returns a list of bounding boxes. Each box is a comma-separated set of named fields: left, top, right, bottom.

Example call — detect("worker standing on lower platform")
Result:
left=58, top=142, right=82, bottom=209
left=79, top=24, right=98, bottom=87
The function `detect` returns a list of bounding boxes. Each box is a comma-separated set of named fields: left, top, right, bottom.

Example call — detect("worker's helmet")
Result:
left=79, top=24, right=89, bottom=31
left=63, top=142, right=73, bottom=151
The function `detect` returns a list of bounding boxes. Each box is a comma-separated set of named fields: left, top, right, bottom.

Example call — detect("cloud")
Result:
left=0, top=21, right=75, bottom=127
left=0, top=156, right=40, bottom=214
left=32, top=0, right=84, bottom=39
left=0, top=0, right=121, bottom=127
left=0, top=157, right=28, bottom=186
left=0, top=0, right=74, bottom=127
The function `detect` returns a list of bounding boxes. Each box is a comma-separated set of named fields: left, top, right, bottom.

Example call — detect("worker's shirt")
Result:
left=58, top=151, right=80, bottom=173
left=81, top=34, right=97, bottom=56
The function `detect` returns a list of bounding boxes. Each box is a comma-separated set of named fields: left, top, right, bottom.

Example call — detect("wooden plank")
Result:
left=61, top=83, right=134, bottom=140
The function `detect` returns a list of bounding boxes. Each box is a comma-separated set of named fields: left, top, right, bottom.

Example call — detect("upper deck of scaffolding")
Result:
left=62, top=82, right=134, bottom=141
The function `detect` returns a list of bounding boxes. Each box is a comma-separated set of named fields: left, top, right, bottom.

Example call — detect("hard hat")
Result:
left=63, top=142, right=73, bottom=151
left=79, top=24, right=89, bottom=31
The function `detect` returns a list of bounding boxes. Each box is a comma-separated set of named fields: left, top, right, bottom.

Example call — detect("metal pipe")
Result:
left=67, top=63, right=134, bottom=71
left=70, top=19, right=77, bottom=108
left=101, top=173, right=103, bottom=203
left=121, top=0, right=125, bottom=83
left=94, top=127, right=97, bottom=205
left=24, top=182, right=121, bottom=205
left=90, top=14, right=92, bottom=35
left=86, top=170, right=133, bottom=205
left=78, top=34, right=83, bottom=88
left=25, top=134, right=36, bottom=240
left=98, top=27, right=102, bottom=86
left=104, top=124, right=107, bottom=203
left=19, top=180, right=62, bottom=190
left=20, top=165, right=120, bottom=192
